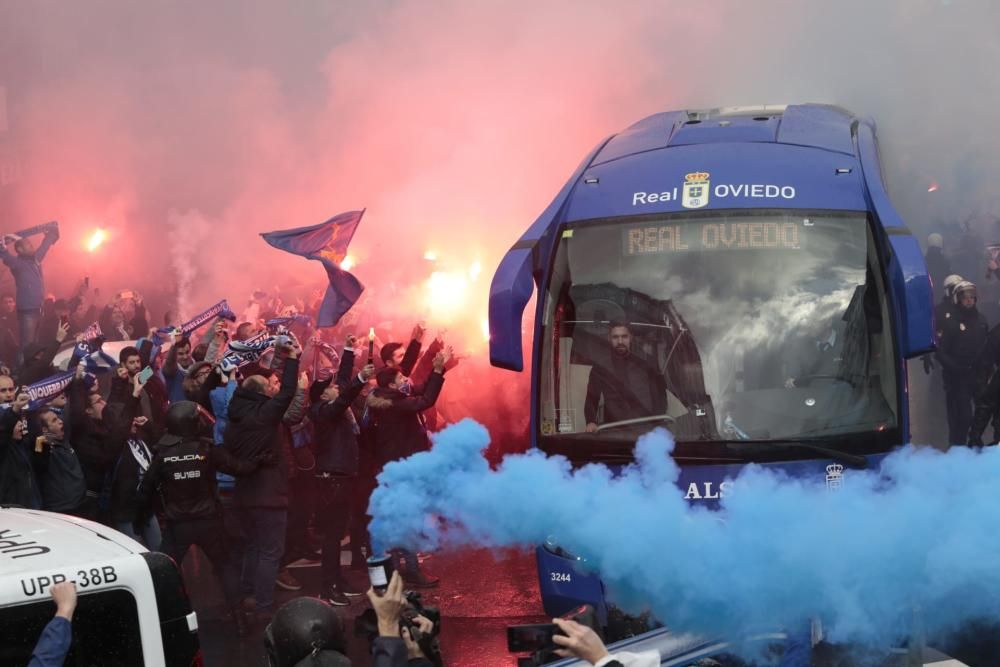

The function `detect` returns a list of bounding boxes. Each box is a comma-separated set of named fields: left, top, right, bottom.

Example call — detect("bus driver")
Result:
left=584, top=322, right=667, bottom=433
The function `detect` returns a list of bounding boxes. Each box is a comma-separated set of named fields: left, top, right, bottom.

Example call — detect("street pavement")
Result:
left=184, top=545, right=548, bottom=666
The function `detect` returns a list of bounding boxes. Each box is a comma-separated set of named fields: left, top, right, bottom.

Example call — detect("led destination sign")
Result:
left=623, top=220, right=802, bottom=255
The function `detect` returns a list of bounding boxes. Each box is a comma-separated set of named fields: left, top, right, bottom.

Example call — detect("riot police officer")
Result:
left=937, top=281, right=989, bottom=445
left=136, top=400, right=264, bottom=633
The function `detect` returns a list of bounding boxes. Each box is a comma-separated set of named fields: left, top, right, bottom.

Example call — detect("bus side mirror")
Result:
left=489, top=247, right=535, bottom=371
left=887, top=233, right=935, bottom=358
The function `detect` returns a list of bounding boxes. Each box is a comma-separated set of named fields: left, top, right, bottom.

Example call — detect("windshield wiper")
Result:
left=724, top=440, right=869, bottom=469
left=595, top=414, right=675, bottom=432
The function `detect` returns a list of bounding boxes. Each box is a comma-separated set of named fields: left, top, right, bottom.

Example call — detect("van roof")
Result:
left=0, top=508, right=145, bottom=579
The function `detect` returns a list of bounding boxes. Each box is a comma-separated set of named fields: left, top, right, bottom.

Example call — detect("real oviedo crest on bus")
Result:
left=682, top=171, right=710, bottom=209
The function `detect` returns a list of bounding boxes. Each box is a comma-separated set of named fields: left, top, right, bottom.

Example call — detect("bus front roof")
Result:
left=563, top=104, right=870, bottom=222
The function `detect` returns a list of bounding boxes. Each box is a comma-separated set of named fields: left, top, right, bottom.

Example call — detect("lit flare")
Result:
left=85, top=229, right=107, bottom=253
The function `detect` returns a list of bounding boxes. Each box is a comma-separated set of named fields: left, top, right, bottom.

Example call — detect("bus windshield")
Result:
left=537, top=209, right=898, bottom=458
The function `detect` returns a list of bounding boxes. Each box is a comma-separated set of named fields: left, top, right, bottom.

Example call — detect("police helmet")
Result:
left=943, top=274, right=964, bottom=297
left=161, top=401, right=215, bottom=445
left=953, top=280, right=978, bottom=305
left=264, top=597, right=347, bottom=667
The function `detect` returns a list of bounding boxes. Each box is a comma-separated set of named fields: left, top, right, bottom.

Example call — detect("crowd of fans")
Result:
left=0, top=223, right=490, bottom=664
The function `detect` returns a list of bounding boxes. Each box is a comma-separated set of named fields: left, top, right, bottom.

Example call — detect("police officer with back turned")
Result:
left=136, top=400, right=265, bottom=634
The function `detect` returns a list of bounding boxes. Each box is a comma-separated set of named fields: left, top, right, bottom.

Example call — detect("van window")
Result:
left=0, top=589, right=144, bottom=665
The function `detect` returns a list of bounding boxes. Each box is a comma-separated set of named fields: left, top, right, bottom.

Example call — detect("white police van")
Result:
left=0, top=507, right=202, bottom=666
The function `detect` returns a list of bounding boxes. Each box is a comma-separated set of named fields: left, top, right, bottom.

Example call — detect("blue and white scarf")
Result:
left=219, top=332, right=274, bottom=373
left=24, top=370, right=99, bottom=411
left=153, top=299, right=237, bottom=346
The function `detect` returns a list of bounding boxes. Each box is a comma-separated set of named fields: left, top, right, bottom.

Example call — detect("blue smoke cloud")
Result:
left=369, top=419, right=1000, bottom=647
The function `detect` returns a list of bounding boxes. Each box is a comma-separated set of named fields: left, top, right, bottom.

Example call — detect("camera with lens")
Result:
left=355, top=590, right=443, bottom=667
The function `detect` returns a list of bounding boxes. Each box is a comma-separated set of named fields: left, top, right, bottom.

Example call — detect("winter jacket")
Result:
left=934, top=297, right=955, bottom=338
left=937, top=306, right=989, bottom=372
left=225, top=357, right=299, bottom=508
left=137, top=435, right=259, bottom=522
left=584, top=353, right=667, bottom=426
left=67, top=377, right=120, bottom=495
left=210, top=382, right=237, bottom=444
left=105, top=394, right=162, bottom=524
left=209, top=382, right=238, bottom=491
left=0, top=407, right=40, bottom=507
left=35, top=437, right=86, bottom=513
left=2, top=227, right=59, bottom=311
left=310, top=377, right=365, bottom=476
left=366, top=370, right=445, bottom=467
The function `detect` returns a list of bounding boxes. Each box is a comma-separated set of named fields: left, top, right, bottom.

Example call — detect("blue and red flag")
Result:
left=260, top=210, right=365, bottom=327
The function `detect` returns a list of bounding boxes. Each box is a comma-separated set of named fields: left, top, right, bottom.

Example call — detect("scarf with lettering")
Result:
left=153, top=299, right=237, bottom=346
left=24, top=370, right=99, bottom=411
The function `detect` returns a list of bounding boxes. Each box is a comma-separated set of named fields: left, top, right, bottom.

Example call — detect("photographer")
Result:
left=366, top=571, right=440, bottom=667
left=551, top=618, right=658, bottom=667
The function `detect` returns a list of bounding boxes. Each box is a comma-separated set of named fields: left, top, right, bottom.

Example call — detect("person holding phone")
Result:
left=551, top=618, right=658, bottom=666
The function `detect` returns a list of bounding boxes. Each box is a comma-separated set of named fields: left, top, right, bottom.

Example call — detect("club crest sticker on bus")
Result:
left=681, top=171, right=710, bottom=209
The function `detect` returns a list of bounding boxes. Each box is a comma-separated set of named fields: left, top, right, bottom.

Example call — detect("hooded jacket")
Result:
left=225, top=356, right=299, bottom=508
left=366, top=370, right=444, bottom=467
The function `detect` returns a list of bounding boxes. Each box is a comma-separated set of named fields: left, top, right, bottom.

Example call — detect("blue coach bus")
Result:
left=488, top=104, right=935, bottom=638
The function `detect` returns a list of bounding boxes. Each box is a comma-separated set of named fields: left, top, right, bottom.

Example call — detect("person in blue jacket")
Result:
left=29, top=580, right=76, bottom=667
left=1, top=222, right=59, bottom=357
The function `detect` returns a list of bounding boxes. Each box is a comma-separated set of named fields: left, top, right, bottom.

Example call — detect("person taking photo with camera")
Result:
left=367, top=571, right=439, bottom=667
